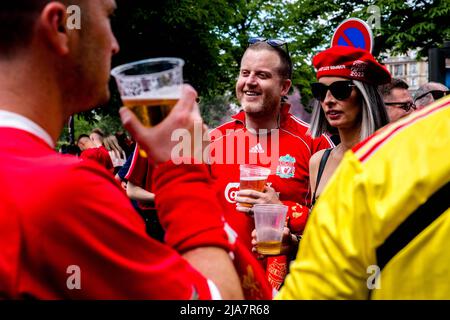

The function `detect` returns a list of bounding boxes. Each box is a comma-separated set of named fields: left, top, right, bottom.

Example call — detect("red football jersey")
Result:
left=0, top=127, right=213, bottom=299
left=80, top=146, right=114, bottom=172
left=209, top=104, right=334, bottom=250
left=124, top=144, right=155, bottom=211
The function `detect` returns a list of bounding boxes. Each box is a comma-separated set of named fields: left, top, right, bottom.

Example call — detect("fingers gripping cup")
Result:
left=239, top=165, right=271, bottom=208
left=253, top=204, right=288, bottom=255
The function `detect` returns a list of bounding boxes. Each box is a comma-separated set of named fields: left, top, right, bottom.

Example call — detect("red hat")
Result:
left=312, top=46, right=391, bottom=85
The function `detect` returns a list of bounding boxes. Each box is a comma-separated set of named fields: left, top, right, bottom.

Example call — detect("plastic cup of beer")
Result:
left=111, top=57, right=184, bottom=127
left=239, top=164, right=271, bottom=208
left=253, top=204, right=288, bottom=255
left=111, top=58, right=184, bottom=157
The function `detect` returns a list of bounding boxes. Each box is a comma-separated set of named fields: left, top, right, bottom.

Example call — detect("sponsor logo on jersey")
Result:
left=276, top=154, right=296, bottom=179
left=225, top=182, right=240, bottom=203
left=249, top=143, right=265, bottom=154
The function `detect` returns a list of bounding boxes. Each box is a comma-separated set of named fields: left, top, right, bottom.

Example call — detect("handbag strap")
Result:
left=312, top=148, right=332, bottom=206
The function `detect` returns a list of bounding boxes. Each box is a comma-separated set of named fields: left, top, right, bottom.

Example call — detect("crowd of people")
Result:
left=0, top=0, right=449, bottom=300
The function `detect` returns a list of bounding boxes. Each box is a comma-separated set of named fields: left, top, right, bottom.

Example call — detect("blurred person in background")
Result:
left=379, top=78, right=415, bottom=123
left=90, top=127, right=105, bottom=147
left=103, top=134, right=127, bottom=174
left=77, top=133, right=114, bottom=173
left=414, top=82, right=449, bottom=110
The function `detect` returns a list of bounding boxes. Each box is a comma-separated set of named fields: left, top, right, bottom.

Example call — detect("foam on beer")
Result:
left=121, top=85, right=181, bottom=128
left=121, top=85, right=181, bottom=101
left=240, top=176, right=268, bottom=181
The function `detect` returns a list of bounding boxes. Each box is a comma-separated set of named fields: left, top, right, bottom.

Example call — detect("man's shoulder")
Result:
left=58, top=157, right=119, bottom=195
left=281, top=114, right=334, bottom=151
left=209, top=119, right=245, bottom=143
left=285, top=113, right=311, bottom=129
left=280, top=114, right=317, bottom=147
left=353, top=98, right=450, bottom=164
left=37, top=156, right=134, bottom=233
left=212, top=119, right=241, bottom=132
left=26, top=153, right=117, bottom=198
left=282, top=113, right=312, bottom=137
left=2, top=147, right=124, bottom=218
left=80, top=148, right=97, bottom=158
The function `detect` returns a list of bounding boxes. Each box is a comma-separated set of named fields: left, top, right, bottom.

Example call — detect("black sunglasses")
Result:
left=311, top=81, right=356, bottom=102
left=248, top=37, right=289, bottom=56
left=414, top=90, right=450, bottom=102
left=384, top=101, right=416, bottom=112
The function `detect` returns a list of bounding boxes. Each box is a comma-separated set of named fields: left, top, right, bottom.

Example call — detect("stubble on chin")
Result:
left=243, top=104, right=273, bottom=120
left=242, top=103, right=260, bottom=114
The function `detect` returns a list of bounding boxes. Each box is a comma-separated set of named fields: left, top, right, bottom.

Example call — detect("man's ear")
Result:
left=281, top=79, right=292, bottom=96
left=38, top=2, right=70, bottom=55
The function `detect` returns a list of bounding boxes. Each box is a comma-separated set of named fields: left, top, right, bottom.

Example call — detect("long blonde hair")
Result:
left=103, top=135, right=125, bottom=160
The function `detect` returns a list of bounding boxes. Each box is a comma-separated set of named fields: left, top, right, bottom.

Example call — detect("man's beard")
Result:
left=243, top=100, right=278, bottom=119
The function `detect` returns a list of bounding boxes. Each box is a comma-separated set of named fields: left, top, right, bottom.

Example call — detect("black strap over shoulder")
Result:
left=312, top=148, right=332, bottom=205
left=376, top=181, right=450, bottom=271
left=368, top=181, right=449, bottom=299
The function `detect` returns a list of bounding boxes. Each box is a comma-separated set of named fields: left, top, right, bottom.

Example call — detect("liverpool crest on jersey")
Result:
left=276, top=154, right=296, bottom=179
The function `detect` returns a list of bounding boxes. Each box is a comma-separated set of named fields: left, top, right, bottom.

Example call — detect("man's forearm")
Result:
left=183, top=247, right=243, bottom=300
left=126, top=181, right=155, bottom=203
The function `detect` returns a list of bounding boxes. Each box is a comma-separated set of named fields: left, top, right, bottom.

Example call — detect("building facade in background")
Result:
left=383, top=50, right=428, bottom=93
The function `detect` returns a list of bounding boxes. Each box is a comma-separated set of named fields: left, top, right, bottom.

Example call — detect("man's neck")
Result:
left=245, top=109, right=281, bottom=131
left=0, top=58, right=66, bottom=144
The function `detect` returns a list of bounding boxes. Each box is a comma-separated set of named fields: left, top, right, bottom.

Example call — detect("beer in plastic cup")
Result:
left=239, top=164, right=271, bottom=207
left=111, top=57, right=184, bottom=127
left=253, top=204, right=288, bottom=255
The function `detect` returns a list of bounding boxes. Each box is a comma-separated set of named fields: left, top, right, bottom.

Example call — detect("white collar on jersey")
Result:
left=0, top=110, right=55, bottom=148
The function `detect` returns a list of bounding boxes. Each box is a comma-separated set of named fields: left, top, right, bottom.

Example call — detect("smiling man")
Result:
left=209, top=39, right=333, bottom=291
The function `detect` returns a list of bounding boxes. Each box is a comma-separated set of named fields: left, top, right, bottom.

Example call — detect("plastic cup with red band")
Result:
left=239, top=165, right=271, bottom=208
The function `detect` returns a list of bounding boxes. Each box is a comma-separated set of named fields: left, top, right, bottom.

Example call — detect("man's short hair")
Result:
left=77, top=134, right=90, bottom=144
left=378, top=78, right=409, bottom=97
left=0, top=1, right=47, bottom=56
left=244, top=41, right=292, bottom=80
left=0, top=0, right=82, bottom=58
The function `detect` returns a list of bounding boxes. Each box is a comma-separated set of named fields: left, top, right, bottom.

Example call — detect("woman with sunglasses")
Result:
left=308, top=46, right=390, bottom=205
left=251, top=46, right=390, bottom=270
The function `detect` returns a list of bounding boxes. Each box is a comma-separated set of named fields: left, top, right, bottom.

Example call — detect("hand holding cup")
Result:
left=252, top=204, right=288, bottom=256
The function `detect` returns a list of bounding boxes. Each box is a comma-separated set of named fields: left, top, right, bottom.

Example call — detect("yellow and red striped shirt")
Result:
left=278, top=95, right=450, bottom=299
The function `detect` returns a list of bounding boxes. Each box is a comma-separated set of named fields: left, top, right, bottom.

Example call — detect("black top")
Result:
left=312, top=148, right=332, bottom=206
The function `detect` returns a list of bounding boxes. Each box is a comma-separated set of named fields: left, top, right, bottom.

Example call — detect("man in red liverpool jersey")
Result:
left=209, top=39, right=334, bottom=291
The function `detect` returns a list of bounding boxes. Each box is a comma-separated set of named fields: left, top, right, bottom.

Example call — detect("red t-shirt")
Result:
left=80, top=146, right=114, bottom=172
left=125, top=144, right=155, bottom=211
left=209, top=104, right=333, bottom=290
left=0, top=128, right=212, bottom=299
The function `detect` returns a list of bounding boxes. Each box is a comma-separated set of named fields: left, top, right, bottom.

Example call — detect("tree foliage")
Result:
left=65, top=0, right=449, bottom=142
